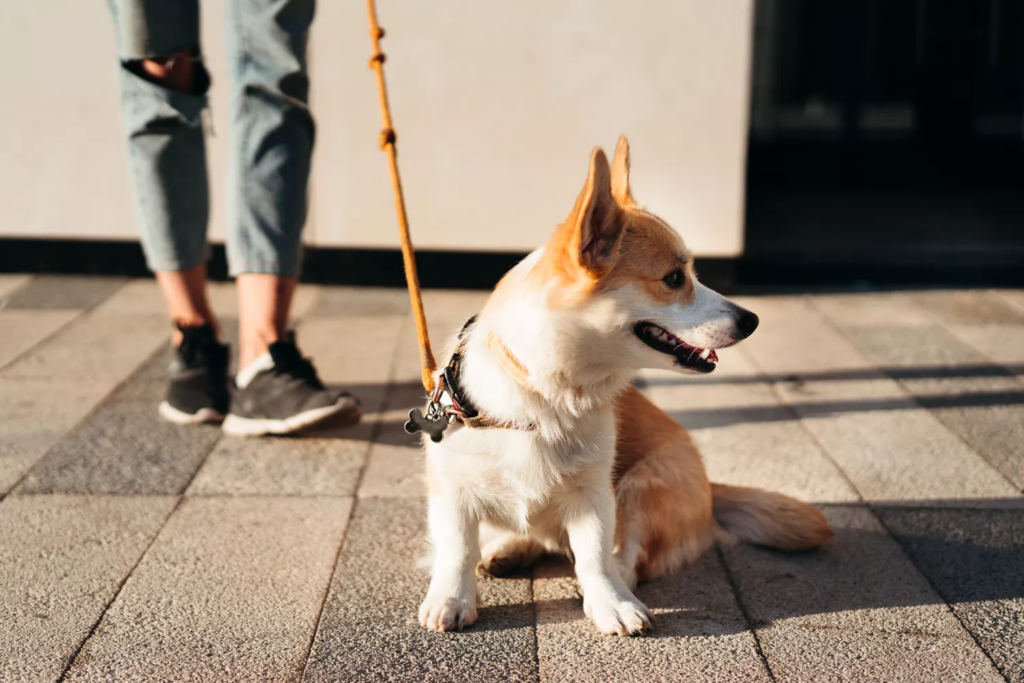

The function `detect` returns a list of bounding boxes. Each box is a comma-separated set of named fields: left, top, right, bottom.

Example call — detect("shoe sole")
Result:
left=159, top=402, right=226, bottom=425
left=221, top=396, right=362, bottom=437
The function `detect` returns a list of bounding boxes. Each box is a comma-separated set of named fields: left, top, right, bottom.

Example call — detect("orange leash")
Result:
left=365, top=0, right=437, bottom=394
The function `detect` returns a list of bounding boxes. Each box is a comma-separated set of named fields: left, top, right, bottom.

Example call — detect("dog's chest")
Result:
left=430, top=409, right=617, bottom=523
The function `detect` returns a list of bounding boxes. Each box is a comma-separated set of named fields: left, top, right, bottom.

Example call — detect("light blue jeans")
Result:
left=109, top=0, right=315, bottom=277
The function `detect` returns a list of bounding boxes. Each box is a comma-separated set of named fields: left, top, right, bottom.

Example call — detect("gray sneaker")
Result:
left=221, top=332, right=361, bottom=436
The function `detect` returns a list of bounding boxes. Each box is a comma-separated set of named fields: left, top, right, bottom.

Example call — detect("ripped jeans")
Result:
left=108, top=0, right=315, bottom=276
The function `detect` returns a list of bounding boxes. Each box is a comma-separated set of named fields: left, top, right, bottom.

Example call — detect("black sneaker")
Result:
left=221, top=332, right=361, bottom=436
left=158, top=323, right=230, bottom=425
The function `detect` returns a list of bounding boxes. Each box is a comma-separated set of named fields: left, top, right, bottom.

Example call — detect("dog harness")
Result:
left=404, top=316, right=535, bottom=442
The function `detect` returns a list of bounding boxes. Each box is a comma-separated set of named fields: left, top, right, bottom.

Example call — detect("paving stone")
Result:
left=188, top=435, right=365, bottom=497
left=1, top=310, right=169, bottom=379
left=304, top=497, right=537, bottom=683
left=741, top=297, right=1020, bottom=506
left=836, top=323, right=1024, bottom=490
left=0, top=274, right=30, bottom=301
left=16, top=347, right=223, bottom=495
left=63, top=497, right=350, bottom=683
left=87, top=278, right=166, bottom=315
left=723, top=504, right=1004, bottom=683
left=304, top=286, right=411, bottom=318
left=945, top=323, right=1024, bottom=382
left=1, top=275, right=125, bottom=310
left=534, top=554, right=769, bottom=683
left=640, top=349, right=859, bottom=505
left=876, top=506, right=1024, bottom=682
left=995, top=290, right=1024, bottom=314
left=911, top=289, right=1024, bottom=325
left=811, top=292, right=935, bottom=327
left=357, top=379, right=426, bottom=499
left=0, top=376, right=112, bottom=495
left=294, top=315, right=405, bottom=391
left=0, top=309, right=79, bottom=370
left=0, top=494, right=177, bottom=683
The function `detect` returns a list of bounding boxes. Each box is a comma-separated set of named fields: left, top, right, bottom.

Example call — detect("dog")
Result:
left=418, top=136, right=833, bottom=636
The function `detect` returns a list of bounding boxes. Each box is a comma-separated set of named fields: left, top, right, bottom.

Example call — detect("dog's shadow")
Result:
left=470, top=502, right=1024, bottom=639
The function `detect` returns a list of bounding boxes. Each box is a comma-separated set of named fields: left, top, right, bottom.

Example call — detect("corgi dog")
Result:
left=418, top=136, right=833, bottom=636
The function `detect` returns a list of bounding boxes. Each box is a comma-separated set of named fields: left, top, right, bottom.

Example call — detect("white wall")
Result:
left=0, top=1, right=753, bottom=257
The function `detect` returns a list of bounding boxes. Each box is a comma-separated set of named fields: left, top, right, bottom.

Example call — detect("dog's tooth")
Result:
left=699, top=348, right=711, bottom=360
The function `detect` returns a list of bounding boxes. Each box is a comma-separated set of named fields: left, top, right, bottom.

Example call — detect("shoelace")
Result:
left=177, top=324, right=225, bottom=370
left=271, top=342, right=326, bottom=390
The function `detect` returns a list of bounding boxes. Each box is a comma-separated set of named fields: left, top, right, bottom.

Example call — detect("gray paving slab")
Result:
left=946, top=323, right=1024, bottom=382
left=740, top=296, right=1020, bottom=506
left=294, top=314, right=405, bottom=394
left=640, top=350, right=860, bottom=505
left=996, top=290, right=1024, bottom=315
left=876, top=506, right=1024, bottom=681
left=722, top=504, right=1004, bottom=682
left=0, top=310, right=169, bottom=379
left=188, top=435, right=365, bottom=497
left=304, top=497, right=537, bottom=683
left=304, top=286, right=411, bottom=318
left=911, top=289, right=1024, bottom=325
left=0, top=274, right=30, bottom=301
left=1, top=275, right=125, bottom=310
left=836, top=323, right=1024, bottom=490
left=0, top=494, right=177, bottom=683
left=534, top=554, right=769, bottom=683
left=16, top=345, right=223, bottom=495
left=0, top=309, right=79, bottom=370
left=0, top=376, right=112, bottom=495
left=64, top=496, right=351, bottom=683
left=357, top=379, right=427, bottom=499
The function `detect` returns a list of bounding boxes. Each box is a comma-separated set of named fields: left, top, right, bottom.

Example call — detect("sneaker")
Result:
left=158, top=323, right=230, bottom=425
left=221, top=332, right=361, bottom=436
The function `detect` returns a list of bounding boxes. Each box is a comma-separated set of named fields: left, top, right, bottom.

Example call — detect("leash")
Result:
left=365, top=0, right=437, bottom=394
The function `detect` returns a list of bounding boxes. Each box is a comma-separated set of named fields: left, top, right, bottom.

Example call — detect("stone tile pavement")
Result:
left=1, top=275, right=1022, bottom=682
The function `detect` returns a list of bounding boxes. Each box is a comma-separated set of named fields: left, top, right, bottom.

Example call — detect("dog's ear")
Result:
left=567, top=148, right=624, bottom=276
left=610, top=135, right=634, bottom=206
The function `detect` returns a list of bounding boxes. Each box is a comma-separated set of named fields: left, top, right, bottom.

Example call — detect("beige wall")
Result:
left=0, top=1, right=753, bottom=257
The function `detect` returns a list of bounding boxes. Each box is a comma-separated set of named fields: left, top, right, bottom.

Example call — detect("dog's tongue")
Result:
left=708, top=349, right=719, bottom=363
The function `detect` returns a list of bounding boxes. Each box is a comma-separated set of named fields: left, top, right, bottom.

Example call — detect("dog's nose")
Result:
left=735, top=310, right=759, bottom=339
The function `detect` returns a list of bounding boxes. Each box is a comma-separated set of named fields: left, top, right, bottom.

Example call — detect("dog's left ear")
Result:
left=569, top=148, right=624, bottom=276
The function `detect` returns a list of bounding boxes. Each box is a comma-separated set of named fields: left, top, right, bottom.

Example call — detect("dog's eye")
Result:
left=662, top=268, right=684, bottom=289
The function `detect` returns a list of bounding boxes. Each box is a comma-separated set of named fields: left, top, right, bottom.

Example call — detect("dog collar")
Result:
left=404, top=316, right=535, bottom=442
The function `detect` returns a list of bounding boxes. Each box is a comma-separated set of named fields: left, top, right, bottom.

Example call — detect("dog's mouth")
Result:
left=634, top=322, right=718, bottom=373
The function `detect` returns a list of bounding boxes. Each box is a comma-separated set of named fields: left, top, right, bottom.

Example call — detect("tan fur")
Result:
left=613, top=386, right=716, bottom=584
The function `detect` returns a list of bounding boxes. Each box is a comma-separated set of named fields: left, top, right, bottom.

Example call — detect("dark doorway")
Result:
left=745, top=0, right=1024, bottom=284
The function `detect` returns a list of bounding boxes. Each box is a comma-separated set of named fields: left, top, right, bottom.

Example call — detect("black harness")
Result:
left=404, top=316, right=533, bottom=442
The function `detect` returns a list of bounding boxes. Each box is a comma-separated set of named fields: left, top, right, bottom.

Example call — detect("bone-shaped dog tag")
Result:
left=404, top=408, right=449, bottom=442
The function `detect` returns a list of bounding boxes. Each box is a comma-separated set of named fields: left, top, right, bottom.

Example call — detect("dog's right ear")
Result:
left=610, top=135, right=635, bottom=206
left=566, top=148, right=624, bottom=276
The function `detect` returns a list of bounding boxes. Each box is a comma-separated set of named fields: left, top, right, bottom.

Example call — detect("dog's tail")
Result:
left=711, top=483, right=834, bottom=551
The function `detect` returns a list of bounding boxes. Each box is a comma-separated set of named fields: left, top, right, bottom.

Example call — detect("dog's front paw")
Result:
left=584, top=592, right=653, bottom=636
left=418, top=593, right=478, bottom=632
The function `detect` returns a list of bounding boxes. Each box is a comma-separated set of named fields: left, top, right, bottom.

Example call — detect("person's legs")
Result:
left=110, top=1, right=228, bottom=422
left=110, top=0, right=215, bottom=328
left=225, top=0, right=315, bottom=368
left=221, top=0, right=359, bottom=436
left=236, top=273, right=295, bottom=369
